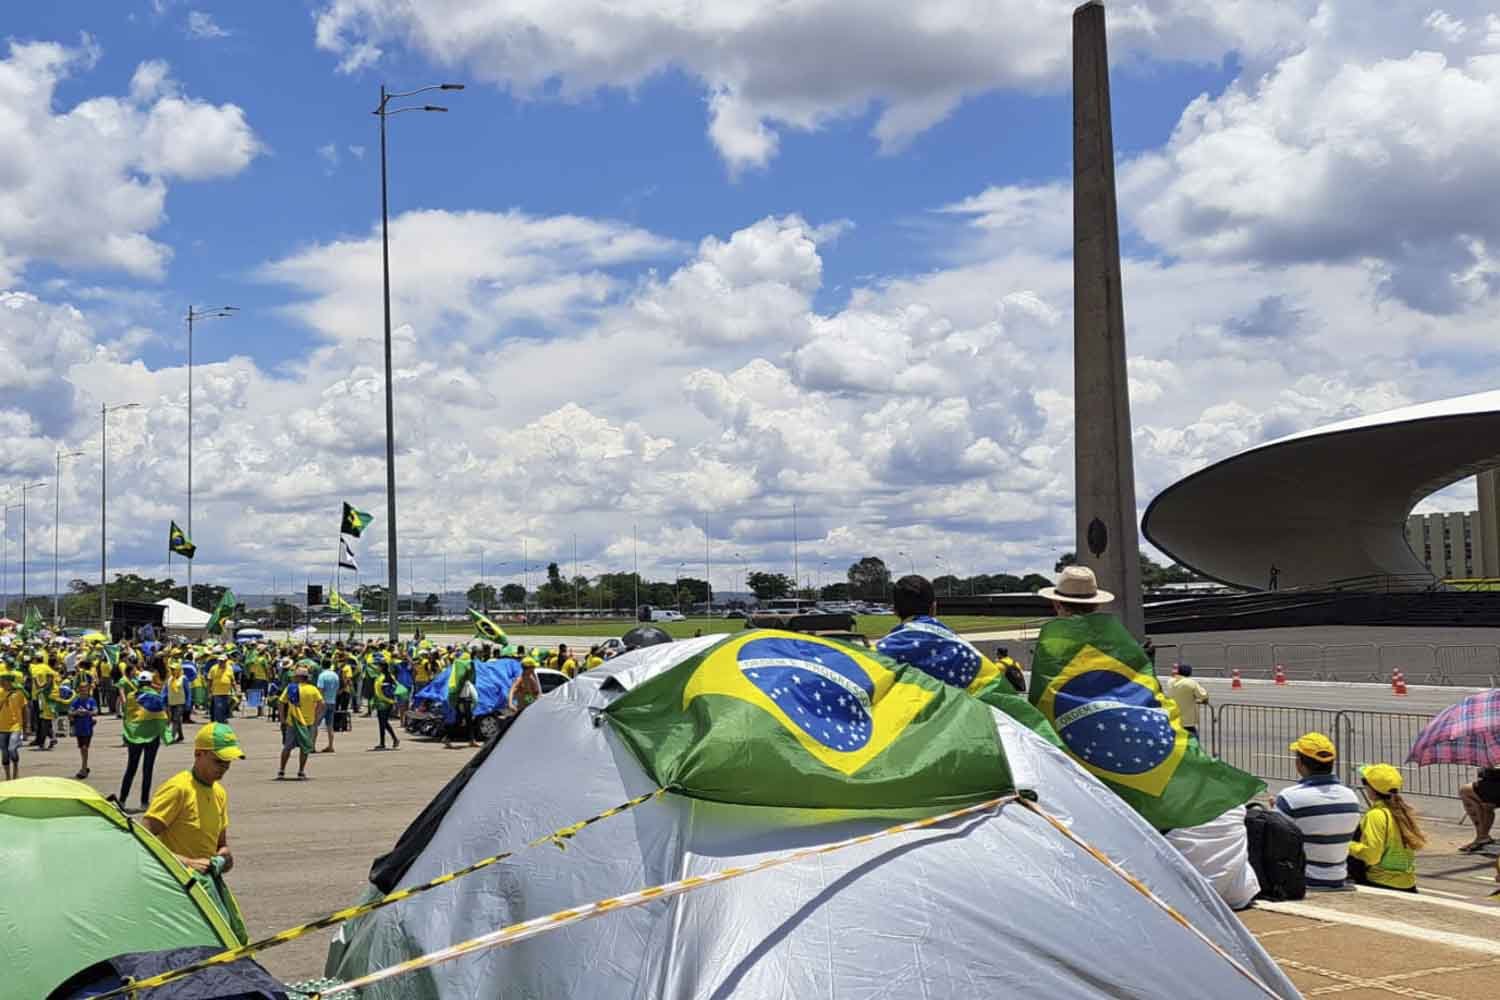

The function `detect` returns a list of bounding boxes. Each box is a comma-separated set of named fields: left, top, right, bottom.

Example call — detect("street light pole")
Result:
left=185, top=305, right=236, bottom=611
left=101, top=402, right=143, bottom=628
left=19, top=480, right=48, bottom=615
left=54, top=450, right=84, bottom=624
left=374, top=80, right=464, bottom=645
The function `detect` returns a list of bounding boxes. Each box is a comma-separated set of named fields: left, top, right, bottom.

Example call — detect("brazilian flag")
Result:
left=205, top=590, right=237, bottom=637
left=169, top=521, right=196, bottom=559
left=606, top=630, right=1022, bottom=810
left=468, top=608, right=509, bottom=645
left=340, top=502, right=374, bottom=538
left=329, top=588, right=364, bottom=625
left=1028, top=613, right=1263, bottom=829
left=446, top=654, right=473, bottom=706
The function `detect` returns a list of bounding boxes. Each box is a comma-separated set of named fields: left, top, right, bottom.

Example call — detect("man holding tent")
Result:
left=143, top=722, right=248, bottom=943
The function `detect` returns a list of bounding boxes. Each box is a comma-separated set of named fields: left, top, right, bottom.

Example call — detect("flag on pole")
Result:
left=341, top=502, right=374, bottom=538
left=339, top=538, right=359, bottom=572
left=1027, top=612, right=1264, bottom=829
left=329, top=588, right=365, bottom=625
left=20, top=606, right=44, bottom=638
left=205, top=590, right=237, bottom=637
left=169, top=521, right=196, bottom=559
left=468, top=608, right=509, bottom=645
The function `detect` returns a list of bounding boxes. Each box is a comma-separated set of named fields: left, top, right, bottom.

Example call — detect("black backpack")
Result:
left=1244, top=803, right=1306, bottom=901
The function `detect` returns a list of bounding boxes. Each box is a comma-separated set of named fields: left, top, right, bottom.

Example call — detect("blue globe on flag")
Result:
left=1052, top=669, right=1175, bottom=776
left=737, top=636, right=874, bottom=754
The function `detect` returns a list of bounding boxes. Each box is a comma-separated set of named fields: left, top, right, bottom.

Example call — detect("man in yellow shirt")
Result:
left=584, top=646, right=604, bottom=672
left=208, top=657, right=236, bottom=724
left=1166, top=664, right=1210, bottom=739
left=556, top=643, right=577, bottom=678
left=1, top=671, right=30, bottom=779
left=143, top=722, right=243, bottom=874
left=277, top=663, right=325, bottom=780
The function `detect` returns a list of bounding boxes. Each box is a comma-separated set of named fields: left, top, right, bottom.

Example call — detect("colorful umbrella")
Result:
left=1406, top=689, right=1500, bottom=767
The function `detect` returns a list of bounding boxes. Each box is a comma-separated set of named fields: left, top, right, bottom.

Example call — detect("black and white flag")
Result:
left=339, top=538, right=359, bottom=572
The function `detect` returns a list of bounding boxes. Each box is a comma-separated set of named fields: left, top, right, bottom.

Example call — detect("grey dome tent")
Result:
left=327, top=634, right=1297, bottom=998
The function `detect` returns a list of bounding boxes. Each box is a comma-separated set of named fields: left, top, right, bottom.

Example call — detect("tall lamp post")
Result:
left=897, top=550, right=916, bottom=576
left=374, top=80, right=464, bottom=644
left=54, top=449, right=84, bottom=623
left=18, top=480, right=48, bottom=616
left=185, top=305, right=237, bottom=611
left=2, top=501, right=20, bottom=620
left=101, top=402, right=143, bottom=628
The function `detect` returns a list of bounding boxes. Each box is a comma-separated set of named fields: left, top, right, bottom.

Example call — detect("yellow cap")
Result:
left=1289, top=732, right=1337, bottom=763
left=1361, top=763, right=1403, bottom=795
left=193, top=723, right=246, bottom=761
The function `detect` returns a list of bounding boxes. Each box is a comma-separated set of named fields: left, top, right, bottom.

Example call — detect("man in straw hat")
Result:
left=1037, top=564, right=1117, bottom=616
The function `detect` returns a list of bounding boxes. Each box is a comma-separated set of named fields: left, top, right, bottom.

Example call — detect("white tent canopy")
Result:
left=328, top=636, right=1297, bottom=999
left=154, top=598, right=210, bottom=629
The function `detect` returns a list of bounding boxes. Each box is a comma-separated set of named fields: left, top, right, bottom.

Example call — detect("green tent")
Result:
left=0, top=777, right=239, bottom=998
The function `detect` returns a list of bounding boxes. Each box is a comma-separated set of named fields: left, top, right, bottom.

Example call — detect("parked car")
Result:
left=597, top=637, right=627, bottom=658
left=649, top=609, right=685, bottom=622
left=404, top=667, right=570, bottom=742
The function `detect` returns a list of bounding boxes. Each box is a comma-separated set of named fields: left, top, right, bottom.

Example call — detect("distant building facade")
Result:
left=1403, top=469, right=1500, bottom=579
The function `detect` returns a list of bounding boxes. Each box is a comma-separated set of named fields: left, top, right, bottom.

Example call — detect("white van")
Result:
left=650, top=609, right=686, bottom=622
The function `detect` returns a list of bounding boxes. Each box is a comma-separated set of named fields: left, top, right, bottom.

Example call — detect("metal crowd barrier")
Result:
left=1158, top=640, right=1500, bottom=686
left=1207, top=704, right=1474, bottom=801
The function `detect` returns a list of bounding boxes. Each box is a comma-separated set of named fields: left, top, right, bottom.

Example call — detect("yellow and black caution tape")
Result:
left=311, top=794, right=1020, bottom=998
left=315, top=794, right=1283, bottom=1000
left=99, top=786, right=668, bottom=999
left=1015, top=797, right=1282, bottom=999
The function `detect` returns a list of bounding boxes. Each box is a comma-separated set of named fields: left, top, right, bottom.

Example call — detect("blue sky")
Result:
left=3, top=1, right=1499, bottom=598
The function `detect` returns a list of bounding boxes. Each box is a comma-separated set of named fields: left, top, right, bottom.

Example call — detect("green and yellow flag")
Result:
left=340, top=502, right=374, bottom=538
left=169, top=521, right=196, bottom=559
left=20, top=606, right=44, bottom=638
left=204, top=590, right=237, bottom=637
left=468, top=608, right=509, bottom=645
left=606, top=630, right=1019, bottom=810
left=329, top=588, right=364, bottom=625
left=1028, top=612, right=1263, bottom=829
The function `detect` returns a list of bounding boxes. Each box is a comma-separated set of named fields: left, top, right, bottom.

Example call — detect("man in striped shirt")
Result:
left=1273, top=732, right=1362, bottom=889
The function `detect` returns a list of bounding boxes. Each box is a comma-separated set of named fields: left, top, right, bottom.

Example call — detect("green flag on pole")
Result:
left=340, top=502, right=374, bottom=538
left=329, top=588, right=364, bottom=625
left=204, top=590, right=237, bottom=637
left=20, top=607, right=44, bottom=638
left=606, top=630, right=1018, bottom=810
left=168, top=521, right=196, bottom=559
left=1027, top=612, right=1263, bottom=829
left=467, top=608, right=509, bottom=646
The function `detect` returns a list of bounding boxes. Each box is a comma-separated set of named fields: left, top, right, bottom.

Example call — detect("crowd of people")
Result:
left=0, top=630, right=615, bottom=795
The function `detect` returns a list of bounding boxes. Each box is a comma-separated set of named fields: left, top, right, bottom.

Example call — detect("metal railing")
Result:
left=1208, top=704, right=1474, bottom=801
left=1156, top=640, right=1500, bottom=686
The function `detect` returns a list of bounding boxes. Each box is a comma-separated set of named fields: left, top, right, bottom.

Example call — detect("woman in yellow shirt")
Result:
left=1349, top=763, right=1426, bottom=893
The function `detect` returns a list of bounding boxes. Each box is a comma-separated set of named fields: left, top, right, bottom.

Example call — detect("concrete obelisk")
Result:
left=1072, top=0, right=1144, bottom=638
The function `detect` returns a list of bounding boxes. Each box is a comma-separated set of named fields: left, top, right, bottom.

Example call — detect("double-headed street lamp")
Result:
left=185, top=304, right=237, bottom=610
left=55, top=450, right=84, bottom=623
left=17, top=480, right=48, bottom=614
left=101, top=402, right=143, bottom=628
left=374, top=81, right=464, bottom=643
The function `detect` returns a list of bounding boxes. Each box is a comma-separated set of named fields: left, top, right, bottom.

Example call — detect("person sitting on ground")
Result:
left=1273, top=732, right=1362, bottom=890
left=1164, top=803, right=1260, bottom=910
left=1348, top=763, right=1426, bottom=893
left=876, top=575, right=1021, bottom=693
left=277, top=663, right=324, bottom=780
left=1458, top=766, right=1500, bottom=853
left=1166, top=664, right=1210, bottom=739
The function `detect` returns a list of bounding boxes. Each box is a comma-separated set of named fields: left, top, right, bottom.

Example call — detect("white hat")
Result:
left=1038, top=565, right=1115, bottom=605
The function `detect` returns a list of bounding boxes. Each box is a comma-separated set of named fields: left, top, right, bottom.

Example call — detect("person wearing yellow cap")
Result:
left=143, top=722, right=244, bottom=877
left=1273, top=732, right=1362, bottom=889
left=1347, top=763, right=1427, bottom=893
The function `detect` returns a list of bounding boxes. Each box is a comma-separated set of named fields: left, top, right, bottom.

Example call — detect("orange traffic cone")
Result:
left=1274, top=664, right=1287, bottom=686
left=1392, top=669, right=1407, bottom=696
left=1231, top=669, right=1242, bottom=690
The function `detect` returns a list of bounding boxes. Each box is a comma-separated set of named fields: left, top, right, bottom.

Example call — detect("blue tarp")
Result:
left=413, top=658, right=521, bottom=721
